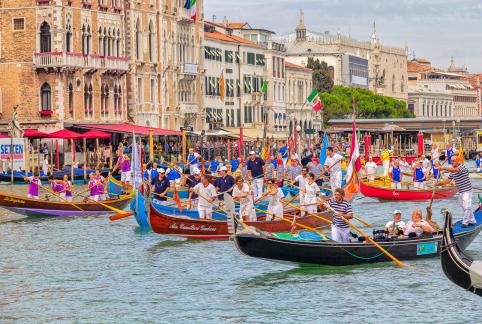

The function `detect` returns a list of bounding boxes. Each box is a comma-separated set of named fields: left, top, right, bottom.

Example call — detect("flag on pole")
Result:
left=307, top=89, right=323, bottom=112
left=219, top=72, right=225, bottom=101
left=345, top=115, right=362, bottom=188
left=184, top=0, right=197, bottom=21
left=319, top=133, right=329, bottom=165
left=132, top=132, right=143, bottom=189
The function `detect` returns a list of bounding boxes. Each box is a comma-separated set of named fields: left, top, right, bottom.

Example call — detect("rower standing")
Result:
left=187, top=168, right=202, bottom=210
left=94, top=169, right=106, bottom=201
left=151, top=168, right=170, bottom=204
left=262, top=179, right=284, bottom=221
left=63, top=175, right=73, bottom=202
left=187, top=148, right=199, bottom=175
left=324, top=147, right=343, bottom=190
left=476, top=153, right=482, bottom=173
left=88, top=173, right=99, bottom=201
left=26, top=175, right=41, bottom=199
left=214, top=166, right=235, bottom=200
left=328, top=188, right=354, bottom=243
left=278, top=142, right=289, bottom=167
left=232, top=176, right=256, bottom=221
left=413, top=160, right=426, bottom=190
left=364, top=156, right=378, bottom=182
left=286, top=157, right=302, bottom=183
left=115, top=152, right=131, bottom=190
left=293, top=167, right=308, bottom=206
left=246, top=151, right=265, bottom=200
left=381, top=147, right=391, bottom=179
left=303, top=172, right=320, bottom=215
left=438, top=156, right=476, bottom=227
left=390, top=160, right=402, bottom=189
left=191, top=175, right=218, bottom=219
left=445, top=144, right=455, bottom=165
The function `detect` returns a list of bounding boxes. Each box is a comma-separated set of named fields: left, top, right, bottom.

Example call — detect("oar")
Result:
left=323, top=203, right=406, bottom=267
left=71, top=191, right=133, bottom=220
left=38, top=183, right=85, bottom=212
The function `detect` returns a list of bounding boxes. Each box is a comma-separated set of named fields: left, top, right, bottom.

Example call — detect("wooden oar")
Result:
left=38, top=183, right=85, bottom=212
left=70, top=191, right=133, bottom=220
left=323, top=203, right=406, bottom=267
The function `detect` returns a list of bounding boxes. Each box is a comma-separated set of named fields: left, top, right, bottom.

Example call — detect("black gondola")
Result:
left=440, top=209, right=482, bottom=296
left=233, top=209, right=482, bottom=266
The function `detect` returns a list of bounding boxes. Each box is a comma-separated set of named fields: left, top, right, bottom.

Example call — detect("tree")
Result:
left=306, top=58, right=333, bottom=92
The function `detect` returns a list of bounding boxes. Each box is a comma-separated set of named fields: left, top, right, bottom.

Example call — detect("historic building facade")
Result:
left=0, top=0, right=129, bottom=132
left=277, top=11, right=407, bottom=101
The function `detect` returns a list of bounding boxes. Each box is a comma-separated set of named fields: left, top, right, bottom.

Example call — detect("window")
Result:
left=247, top=52, right=255, bottom=65
left=225, top=50, right=233, bottom=63
left=66, top=23, right=72, bottom=52
left=13, top=18, right=25, bottom=31
left=137, top=78, right=143, bottom=109
left=135, top=18, right=142, bottom=60
left=255, top=54, right=265, bottom=66
left=148, top=21, right=155, bottom=62
left=39, top=22, right=51, bottom=53
left=150, top=79, right=156, bottom=104
left=68, top=83, right=74, bottom=115
left=40, top=83, right=51, bottom=111
left=101, top=84, right=109, bottom=115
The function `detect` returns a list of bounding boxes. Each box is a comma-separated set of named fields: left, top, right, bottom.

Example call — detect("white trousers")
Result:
left=413, top=182, right=425, bottom=190
left=331, top=226, right=351, bottom=243
left=251, top=178, right=264, bottom=200
left=390, top=182, right=402, bottom=190
left=266, top=203, right=283, bottom=221
left=27, top=194, right=39, bottom=199
left=330, top=171, right=342, bottom=190
left=198, top=206, right=213, bottom=219
left=303, top=197, right=317, bottom=215
left=459, top=191, right=476, bottom=225
left=189, top=164, right=198, bottom=175
left=121, top=171, right=132, bottom=183
left=189, top=198, right=199, bottom=210
left=240, top=203, right=257, bottom=222
left=383, top=160, right=390, bottom=178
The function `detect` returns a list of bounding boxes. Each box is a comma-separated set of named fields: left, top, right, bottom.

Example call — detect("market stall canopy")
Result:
left=48, top=129, right=83, bottom=139
left=82, top=129, right=112, bottom=139
left=0, top=134, right=10, bottom=138
left=79, top=123, right=181, bottom=136
left=23, top=129, right=51, bottom=138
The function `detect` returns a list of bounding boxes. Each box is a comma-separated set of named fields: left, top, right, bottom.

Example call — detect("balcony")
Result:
left=178, top=8, right=194, bottom=24
left=178, top=63, right=198, bottom=80
left=179, top=103, right=197, bottom=115
left=33, top=52, right=129, bottom=72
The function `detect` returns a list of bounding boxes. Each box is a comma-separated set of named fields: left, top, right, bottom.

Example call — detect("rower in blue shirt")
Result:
left=230, top=158, right=240, bottom=172
left=209, top=158, right=220, bottom=173
left=214, top=166, right=235, bottom=200
left=446, top=144, right=455, bottom=165
left=413, top=160, right=426, bottom=190
left=476, top=153, right=482, bottom=173
left=390, top=160, right=402, bottom=189
left=433, top=160, right=441, bottom=180
left=187, top=148, right=199, bottom=175
left=278, top=142, right=289, bottom=167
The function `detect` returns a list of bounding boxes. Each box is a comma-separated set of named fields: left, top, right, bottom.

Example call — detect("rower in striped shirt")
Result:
left=437, top=156, right=476, bottom=227
left=328, top=188, right=354, bottom=243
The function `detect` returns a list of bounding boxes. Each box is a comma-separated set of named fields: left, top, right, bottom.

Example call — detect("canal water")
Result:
left=1, top=177, right=481, bottom=323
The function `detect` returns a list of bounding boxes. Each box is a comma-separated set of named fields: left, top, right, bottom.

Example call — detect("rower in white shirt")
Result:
left=364, top=156, right=378, bottom=182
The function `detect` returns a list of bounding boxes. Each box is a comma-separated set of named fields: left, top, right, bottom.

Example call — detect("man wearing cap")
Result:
left=191, top=175, right=218, bottom=219
left=324, top=147, right=343, bottom=190
left=151, top=168, right=171, bottom=204
left=247, top=151, right=265, bottom=200
left=214, top=166, right=235, bottom=200
left=384, top=210, right=406, bottom=236
left=187, top=168, right=202, bottom=210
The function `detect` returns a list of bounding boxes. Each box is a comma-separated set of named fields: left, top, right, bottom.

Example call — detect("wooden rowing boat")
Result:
left=149, top=201, right=333, bottom=240
left=233, top=208, right=482, bottom=266
left=440, top=209, right=482, bottom=296
left=359, top=179, right=456, bottom=200
left=0, top=168, right=113, bottom=183
left=0, top=191, right=133, bottom=217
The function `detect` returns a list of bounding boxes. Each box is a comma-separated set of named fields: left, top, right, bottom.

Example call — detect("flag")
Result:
left=262, top=80, right=268, bottom=95
left=345, top=116, right=362, bottom=188
left=219, top=72, right=225, bottom=101
left=319, top=133, right=329, bottom=165
left=149, top=128, right=154, bottom=162
left=238, top=126, right=243, bottom=158
left=184, top=0, right=197, bottom=21
left=307, top=89, right=322, bottom=112
left=174, top=187, right=183, bottom=212
left=131, top=132, right=143, bottom=189
left=458, top=142, right=464, bottom=163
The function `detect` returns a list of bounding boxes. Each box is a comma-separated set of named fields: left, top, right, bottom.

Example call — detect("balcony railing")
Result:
left=179, top=103, right=197, bottom=114
left=33, top=52, right=129, bottom=72
left=178, top=8, right=194, bottom=23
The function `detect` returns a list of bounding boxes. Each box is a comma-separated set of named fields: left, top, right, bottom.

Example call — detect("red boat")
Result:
left=359, top=179, right=457, bottom=201
left=149, top=204, right=333, bottom=240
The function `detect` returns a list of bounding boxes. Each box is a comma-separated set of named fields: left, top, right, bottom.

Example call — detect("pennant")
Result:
left=174, top=186, right=183, bottom=212
left=312, top=97, right=323, bottom=112
left=345, top=115, right=362, bottom=187
left=319, top=133, right=329, bottom=165
left=131, top=132, right=143, bottom=189
left=307, top=89, right=318, bottom=102
left=219, top=72, right=225, bottom=101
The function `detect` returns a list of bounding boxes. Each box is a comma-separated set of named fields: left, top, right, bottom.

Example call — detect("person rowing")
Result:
left=63, top=175, right=73, bottom=202
left=327, top=188, right=354, bottom=243
left=214, top=166, right=235, bottom=201
left=302, top=172, right=320, bottom=215
left=187, top=168, right=201, bottom=210
left=258, top=179, right=284, bottom=221
left=151, top=168, right=170, bottom=205
left=390, top=159, right=402, bottom=189
left=364, top=156, right=378, bottom=182
left=114, top=151, right=131, bottom=192
left=413, top=159, right=426, bottom=190
left=187, top=148, right=199, bottom=175
left=49, top=178, right=65, bottom=201
left=247, top=151, right=265, bottom=200
left=324, top=147, right=343, bottom=190
left=190, top=175, right=218, bottom=220
left=232, top=176, right=256, bottom=222
left=94, top=169, right=106, bottom=201
left=293, top=167, right=308, bottom=205
left=437, top=156, right=476, bottom=228
left=88, top=173, right=99, bottom=201
left=25, top=174, right=41, bottom=199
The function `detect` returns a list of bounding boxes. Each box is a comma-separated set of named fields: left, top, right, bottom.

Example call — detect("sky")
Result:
left=205, top=0, right=482, bottom=72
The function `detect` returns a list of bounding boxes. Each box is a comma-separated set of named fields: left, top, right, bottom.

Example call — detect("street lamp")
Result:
left=296, top=124, right=302, bottom=157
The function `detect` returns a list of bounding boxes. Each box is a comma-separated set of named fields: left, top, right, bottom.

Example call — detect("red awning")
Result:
left=79, top=123, right=181, bottom=136
left=24, top=129, right=51, bottom=138
left=0, top=134, right=10, bottom=138
left=48, top=129, right=83, bottom=139
left=82, top=130, right=112, bottom=139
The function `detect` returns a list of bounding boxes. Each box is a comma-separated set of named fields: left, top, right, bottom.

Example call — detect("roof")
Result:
left=204, top=30, right=260, bottom=47
left=407, top=61, right=437, bottom=73
left=285, top=61, right=312, bottom=73
left=48, top=129, right=83, bottom=139
left=218, top=22, right=250, bottom=29
left=413, top=58, right=431, bottom=64
left=78, top=123, right=181, bottom=136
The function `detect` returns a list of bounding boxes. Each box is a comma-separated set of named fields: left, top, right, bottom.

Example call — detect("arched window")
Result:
left=86, top=25, right=91, bottom=54
left=68, top=83, right=74, bottom=115
left=400, top=75, right=405, bottom=93
left=66, top=22, right=72, bottom=52
left=84, top=84, right=89, bottom=113
left=88, top=84, right=93, bottom=113
left=98, top=27, right=104, bottom=56
left=148, top=21, right=155, bottom=62
left=117, top=85, right=122, bottom=114
left=40, top=83, right=51, bottom=111
left=116, top=29, right=121, bottom=57
left=40, top=22, right=51, bottom=53
left=135, top=18, right=142, bottom=60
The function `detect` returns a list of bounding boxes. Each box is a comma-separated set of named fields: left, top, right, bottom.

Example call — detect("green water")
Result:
left=0, top=181, right=481, bottom=323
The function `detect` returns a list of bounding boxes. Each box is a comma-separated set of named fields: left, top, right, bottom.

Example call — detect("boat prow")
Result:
left=440, top=209, right=482, bottom=296
left=359, top=179, right=457, bottom=200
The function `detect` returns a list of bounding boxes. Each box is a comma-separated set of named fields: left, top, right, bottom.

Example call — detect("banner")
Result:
left=131, top=133, right=143, bottom=189
left=0, top=138, right=25, bottom=170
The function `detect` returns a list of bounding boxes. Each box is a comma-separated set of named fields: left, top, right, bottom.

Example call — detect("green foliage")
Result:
left=306, top=58, right=333, bottom=93
left=320, top=86, right=414, bottom=125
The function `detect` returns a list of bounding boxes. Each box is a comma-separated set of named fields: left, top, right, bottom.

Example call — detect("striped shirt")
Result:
left=448, top=164, right=472, bottom=193
left=328, top=199, right=353, bottom=229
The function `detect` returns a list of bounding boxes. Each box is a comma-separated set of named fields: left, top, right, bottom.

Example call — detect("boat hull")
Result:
left=149, top=206, right=333, bottom=240
left=234, top=210, right=482, bottom=266
left=359, top=180, right=456, bottom=200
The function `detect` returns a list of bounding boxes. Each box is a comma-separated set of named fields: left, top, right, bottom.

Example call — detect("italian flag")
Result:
left=307, top=89, right=323, bottom=112
left=345, top=114, right=362, bottom=193
left=184, top=0, right=197, bottom=21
